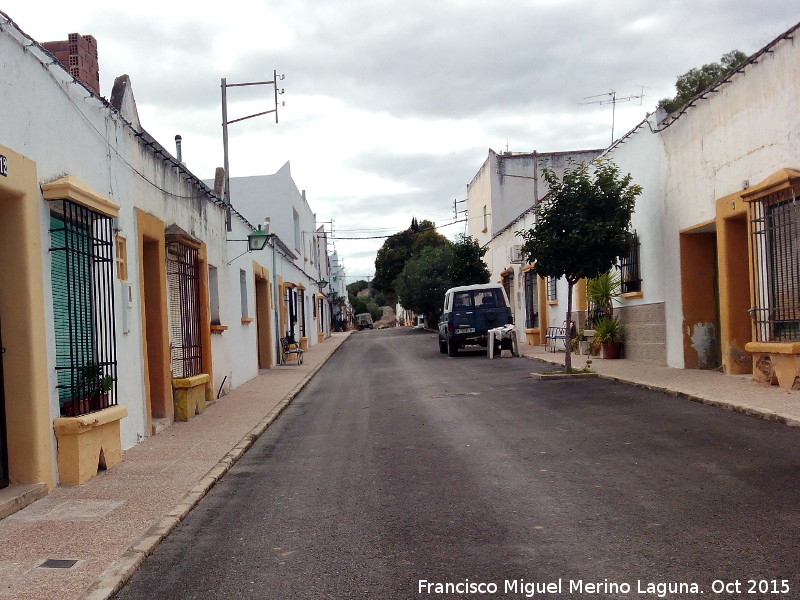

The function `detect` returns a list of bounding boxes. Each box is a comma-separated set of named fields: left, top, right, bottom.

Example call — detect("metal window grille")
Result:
left=750, top=190, right=800, bottom=342
left=619, top=230, right=642, bottom=294
left=49, top=200, right=117, bottom=417
left=524, top=270, right=539, bottom=329
left=585, top=300, right=605, bottom=329
left=547, top=277, right=557, bottom=302
left=167, top=242, right=202, bottom=378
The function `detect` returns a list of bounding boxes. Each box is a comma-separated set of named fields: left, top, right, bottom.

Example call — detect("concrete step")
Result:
left=0, top=483, right=48, bottom=520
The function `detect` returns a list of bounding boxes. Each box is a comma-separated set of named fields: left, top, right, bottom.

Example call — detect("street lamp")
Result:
left=227, top=223, right=271, bottom=265
left=247, top=224, right=270, bottom=251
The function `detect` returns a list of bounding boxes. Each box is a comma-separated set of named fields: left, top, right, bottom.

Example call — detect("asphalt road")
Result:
left=114, top=328, right=800, bottom=600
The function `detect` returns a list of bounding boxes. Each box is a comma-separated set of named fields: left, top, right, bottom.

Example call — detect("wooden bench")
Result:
left=280, top=337, right=304, bottom=365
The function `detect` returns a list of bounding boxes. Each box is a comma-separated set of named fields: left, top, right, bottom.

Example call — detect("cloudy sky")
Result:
left=6, top=1, right=798, bottom=280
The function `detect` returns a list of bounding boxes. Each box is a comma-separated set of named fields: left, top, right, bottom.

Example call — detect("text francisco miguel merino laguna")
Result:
left=418, top=578, right=703, bottom=597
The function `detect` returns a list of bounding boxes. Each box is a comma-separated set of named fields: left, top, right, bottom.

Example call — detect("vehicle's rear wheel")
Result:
left=447, top=336, right=459, bottom=357
left=439, top=337, right=447, bottom=353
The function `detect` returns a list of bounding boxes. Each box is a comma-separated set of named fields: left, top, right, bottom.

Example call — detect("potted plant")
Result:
left=570, top=331, right=590, bottom=355
left=587, top=271, right=621, bottom=322
left=79, top=364, right=113, bottom=412
left=593, top=316, right=624, bottom=359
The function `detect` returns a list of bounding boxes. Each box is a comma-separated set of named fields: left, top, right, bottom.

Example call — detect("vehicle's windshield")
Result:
left=451, top=289, right=506, bottom=310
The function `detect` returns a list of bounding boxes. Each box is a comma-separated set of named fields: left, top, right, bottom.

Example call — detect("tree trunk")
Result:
left=565, top=280, right=573, bottom=372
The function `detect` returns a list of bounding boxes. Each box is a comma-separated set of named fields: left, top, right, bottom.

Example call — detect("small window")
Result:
left=115, top=235, right=128, bottom=280
left=240, top=269, right=248, bottom=318
left=482, top=205, right=488, bottom=232
left=209, top=265, right=220, bottom=325
left=547, top=277, right=557, bottom=302
left=293, top=209, right=301, bottom=252
left=619, top=230, right=642, bottom=294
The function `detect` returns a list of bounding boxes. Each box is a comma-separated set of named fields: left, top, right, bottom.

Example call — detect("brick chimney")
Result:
left=42, top=33, right=100, bottom=96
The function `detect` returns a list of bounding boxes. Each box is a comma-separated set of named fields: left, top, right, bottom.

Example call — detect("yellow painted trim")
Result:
left=745, top=342, right=800, bottom=355
left=241, top=317, right=254, bottom=324
left=741, top=168, right=800, bottom=202
left=173, top=374, right=210, bottom=389
left=575, top=278, right=587, bottom=311
left=524, top=328, right=539, bottom=334
left=679, top=218, right=717, bottom=234
left=521, top=263, right=535, bottom=273
left=0, top=145, right=55, bottom=488
left=197, top=243, right=213, bottom=398
left=42, top=175, right=120, bottom=217
left=621, top=291, right=643, bottom=299
left=53, top=405, right=128, bottom=434
left=547, top=300, right=558, bottom=306
left=136, top=210, right=172, bottom=429
left=210, top=324, right=228, bottom=334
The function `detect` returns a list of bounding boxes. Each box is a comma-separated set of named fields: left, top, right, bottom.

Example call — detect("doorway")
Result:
left=0, top=319, right=8, bottom=488
left=680, top=229, right=721, bottom=369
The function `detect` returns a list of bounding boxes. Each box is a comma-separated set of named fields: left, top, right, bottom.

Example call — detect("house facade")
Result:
left=473, top=21, right=800, bottom=390
left=467, top=149, right=602, bottom=347
left=220, top=165, right=333, bottom=351
left=0, top=14, right=344, bottom=494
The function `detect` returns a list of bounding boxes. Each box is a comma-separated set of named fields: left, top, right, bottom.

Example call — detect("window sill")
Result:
left=210, top=324, right=228, bottom=335
left=621, top=291, right=643, bottom=299
left=547, top=300, right=558, bottom=306
left=241, top=317, right=254, bottom=324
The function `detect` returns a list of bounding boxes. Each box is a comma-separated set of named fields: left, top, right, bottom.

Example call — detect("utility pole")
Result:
left=221, top=70, right=285, bottom=230
left=581, top=88, right=644, bottom=144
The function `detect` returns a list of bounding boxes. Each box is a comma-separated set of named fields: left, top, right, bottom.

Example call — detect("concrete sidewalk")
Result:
left=519, top=342, right=800, bottom=427
left=0, top=332, right=351, bottom=600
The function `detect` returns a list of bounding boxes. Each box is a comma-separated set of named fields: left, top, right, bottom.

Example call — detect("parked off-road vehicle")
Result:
left=438, top=284, right=512, bottom=356
left=356, top=313, right=374, bottom=330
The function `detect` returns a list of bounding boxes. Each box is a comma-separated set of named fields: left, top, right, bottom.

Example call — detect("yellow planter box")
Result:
left=173, top=374, right=210, bottom=421
left=53, top=405, right=128, bottom=485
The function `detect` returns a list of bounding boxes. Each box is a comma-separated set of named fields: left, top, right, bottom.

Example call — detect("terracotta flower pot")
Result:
left=601, top=342, right=623, bottom=359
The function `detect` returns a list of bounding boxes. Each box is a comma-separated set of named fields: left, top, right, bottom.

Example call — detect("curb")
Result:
left=530, top=372, right=599, bottom=380
left=81, top=333, right=351, bottom=600
left=523, top=352, right=800, bottom=429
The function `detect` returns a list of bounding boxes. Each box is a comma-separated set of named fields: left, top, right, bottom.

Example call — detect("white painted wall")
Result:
left=0, top=23, right=234, bottom=480
left=602, top=115, right=666, bottom=306
left=657, top=31, right=800, bottom=367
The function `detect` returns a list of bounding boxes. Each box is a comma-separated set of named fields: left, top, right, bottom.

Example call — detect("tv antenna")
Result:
left=581, top=87, right=645, bottom=144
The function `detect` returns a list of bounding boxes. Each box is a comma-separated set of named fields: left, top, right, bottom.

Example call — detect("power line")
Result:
left=328, top=218, right=467, bottom=240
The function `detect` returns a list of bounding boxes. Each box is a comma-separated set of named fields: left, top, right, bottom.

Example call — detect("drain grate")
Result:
left=39, top=559, right=78, bottom=569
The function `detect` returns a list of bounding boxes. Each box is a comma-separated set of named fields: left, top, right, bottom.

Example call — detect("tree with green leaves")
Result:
left=449, top=234, right=490, bottom=286
left=372, top=219, right=449, bottom=304
left=518, top=159, right=641, bottom=372
left=658, top=50, right=747, bottom=114
left=346, top=279, right=370, bottom=296
left=395, top=244, right=454, bottom=327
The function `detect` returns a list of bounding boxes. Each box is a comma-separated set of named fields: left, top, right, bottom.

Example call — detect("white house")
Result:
left=219, top=163, right=333, bottom=350
left=467, top=149, right=602, bottom=347
left=0, top=11, right=347, bottom=496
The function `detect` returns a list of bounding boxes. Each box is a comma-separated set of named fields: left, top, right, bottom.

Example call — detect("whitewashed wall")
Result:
left=658, top=32, right=800, bottom=367
left=0, top=25, right=230, bottom=472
